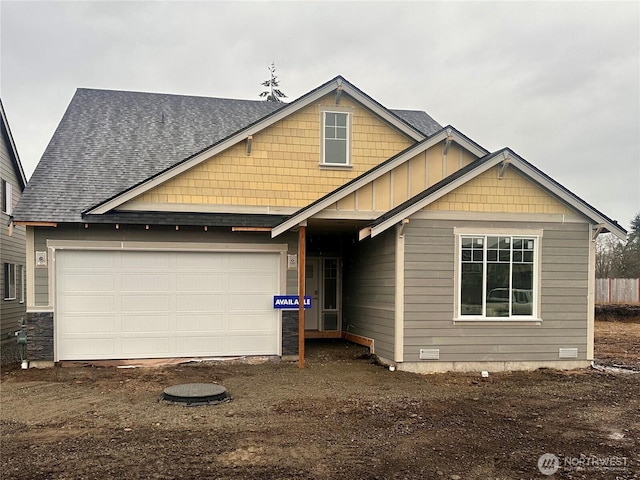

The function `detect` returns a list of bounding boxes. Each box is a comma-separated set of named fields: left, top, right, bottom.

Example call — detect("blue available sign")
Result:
left=273, top=295, right=312, bottom=309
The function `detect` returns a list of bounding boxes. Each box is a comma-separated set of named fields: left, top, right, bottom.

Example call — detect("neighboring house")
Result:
left=13, top=76, right=627, bottom=372
left=1, top=99, right=27, bottom=366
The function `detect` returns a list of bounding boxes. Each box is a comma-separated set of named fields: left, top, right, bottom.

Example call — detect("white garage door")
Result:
left=56, top=249, right=280, bottom=360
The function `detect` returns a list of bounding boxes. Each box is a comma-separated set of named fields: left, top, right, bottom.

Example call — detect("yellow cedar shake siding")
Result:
left=426, top=167, right=573, bottom=214
left=135, top=94, right=414, bottom=208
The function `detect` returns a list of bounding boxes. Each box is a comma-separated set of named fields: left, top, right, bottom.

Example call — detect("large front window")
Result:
left=459, top=235, right=537, bottom=319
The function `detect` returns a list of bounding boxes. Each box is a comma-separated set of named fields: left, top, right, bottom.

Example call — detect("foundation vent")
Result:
left=419, top=348, right=440, bottom=360
left=558, top=348, right=578, bottom=359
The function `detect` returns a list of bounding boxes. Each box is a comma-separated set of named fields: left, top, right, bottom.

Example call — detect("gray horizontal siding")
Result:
left=343, top=229, right=396, bottom=360
left=402, top=219, right=591, bottom=363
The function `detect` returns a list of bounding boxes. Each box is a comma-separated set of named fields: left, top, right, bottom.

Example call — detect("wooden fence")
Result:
left=596, top=278, right=640, bottom=304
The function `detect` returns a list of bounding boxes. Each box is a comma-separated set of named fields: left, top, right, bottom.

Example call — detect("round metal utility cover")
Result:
left=162, top=383, right=229, bottom=406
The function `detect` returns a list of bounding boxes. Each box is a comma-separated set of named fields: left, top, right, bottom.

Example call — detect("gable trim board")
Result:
left=271, top=126, right=488, bottom=238
left=361, top=149, right=626, bottom=241
left=85, top=76, right=430, bottom=217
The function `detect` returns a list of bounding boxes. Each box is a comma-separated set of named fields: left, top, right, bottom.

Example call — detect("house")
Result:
left=13, top=76, right=627, bottom=372
left=1, top=98, right=27, bottom=366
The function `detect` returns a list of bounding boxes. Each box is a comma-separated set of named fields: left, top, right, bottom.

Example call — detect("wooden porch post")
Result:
left=298, top=224, right=306, bottom=368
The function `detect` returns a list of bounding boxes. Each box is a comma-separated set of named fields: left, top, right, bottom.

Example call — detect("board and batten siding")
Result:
left=1, top=132, right=26, bottom=344
left=343, top=228, right=396, bottom=361
left=403, top=219, right=591, bottom=363
left=29, top=225, right=298, bottom=308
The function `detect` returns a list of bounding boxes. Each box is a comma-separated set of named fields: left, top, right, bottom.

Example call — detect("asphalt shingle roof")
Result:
left=14, top=88, right=441, bottom=223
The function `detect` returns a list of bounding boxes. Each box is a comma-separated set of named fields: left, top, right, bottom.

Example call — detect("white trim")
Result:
left=587, top=225, right=596, bottom=359
left=394, top=224, right=405, bottom=363
left=454, top=231, right=543, bottom=322
left=273, top=129, right=486, bottom=238
left=321, top=108, right=352, bottom=167
left=87, top=77, right=427, bottom=216
left=116, top=202, right=298, bottom=215
left=46, top=239, right=288, bottom=253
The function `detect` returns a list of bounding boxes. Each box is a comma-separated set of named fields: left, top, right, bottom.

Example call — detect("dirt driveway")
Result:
left=1, top=320, right=638, bottom=480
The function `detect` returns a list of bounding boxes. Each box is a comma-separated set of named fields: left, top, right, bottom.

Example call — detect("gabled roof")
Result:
left=360, top=148, right=627, bottom=240
left=0, top=98, right=27, bottom=190
left=271, top=126, right=488, bottom=238
left=85, top=76, right=439, bottom=216
left=13, top=76, right=441, bottom=223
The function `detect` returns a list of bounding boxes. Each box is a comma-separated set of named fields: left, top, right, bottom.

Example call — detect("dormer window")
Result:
left=322, top=111, right=350, bottom=166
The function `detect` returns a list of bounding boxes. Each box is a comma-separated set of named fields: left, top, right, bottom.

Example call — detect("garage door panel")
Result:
left=176, top=293, right=225, bottom=312
left=63, top=338, right=115, bottom=356
left=175, top=314, right=225, bottom=332
left=121, top=315, right=170, bottom=333
left=229, top=273, right=278, bottom=291
left=122, top=273, right=171, bottom=291
left=62, top=273, right=114, bottom=291
left=122, top=337, right=170, bottom=356
left=63, top=315, right=115, bottom=333
left=122, top=294, right=171, bottom=312
left=177, top=252, right=225, bottom=270
left=228, top=254, right=277, bottom=270
left=56, top=249, right=281, bottom=360
left=227, top=293, right=272, bottom=311
left=176, top=274, right=224, bottom=292
left=227, top=334, right=277, bottom=354
left=227, top=313, right=277, bottom=331
left=60, top=295, right=116, bottom=314
left=175, top=336, right=225, bottom=355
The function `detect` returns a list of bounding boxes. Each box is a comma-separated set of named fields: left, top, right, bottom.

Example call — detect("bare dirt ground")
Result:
left=1, top=320, right=638, bottom=480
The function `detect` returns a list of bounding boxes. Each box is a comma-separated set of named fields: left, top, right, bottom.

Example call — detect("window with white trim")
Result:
left=459, top=235, right=537, bottom=319
left=4, top=263, right=16, bottom=300
left=322, top=111, right=349, bottom=165
left=2, top=179, right=12, bottom=215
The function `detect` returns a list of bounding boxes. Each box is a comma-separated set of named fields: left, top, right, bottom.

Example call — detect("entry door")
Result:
left=305, top=258, right=320, bottom=329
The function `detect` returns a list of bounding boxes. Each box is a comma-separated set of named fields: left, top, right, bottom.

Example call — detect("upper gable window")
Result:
left=322, top=111, right=350, bottom=166
left=2, top=179, right=11, bottom=215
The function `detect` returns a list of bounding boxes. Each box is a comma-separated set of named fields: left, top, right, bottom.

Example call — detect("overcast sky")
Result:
left=1, top=1, right=638, bottom=231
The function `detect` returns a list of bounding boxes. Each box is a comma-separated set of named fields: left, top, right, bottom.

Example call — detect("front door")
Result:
left=305, top=258, right=320, bottom=330
left=305, top=257, right=341, bottom=332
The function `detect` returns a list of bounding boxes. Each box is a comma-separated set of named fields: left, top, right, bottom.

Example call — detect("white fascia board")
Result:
left=271, top=130, right=450, bottom=238
left=340, top=83, right=425, bottom=142
left=368, top=155, right=504, bottom=238
left=511, top=158, right=628, bottom=240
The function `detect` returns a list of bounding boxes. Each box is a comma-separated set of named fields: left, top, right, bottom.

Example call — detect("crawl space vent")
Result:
left=558, top=348, right=578, bottom=359
left=420, top=349, right=440, bottom=360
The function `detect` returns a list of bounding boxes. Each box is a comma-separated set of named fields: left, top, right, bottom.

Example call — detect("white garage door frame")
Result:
left=48, top=240, right=288, bottom=362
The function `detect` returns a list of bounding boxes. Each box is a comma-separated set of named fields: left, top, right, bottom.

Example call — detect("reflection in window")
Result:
left=460, top=235, right=536, bottom=318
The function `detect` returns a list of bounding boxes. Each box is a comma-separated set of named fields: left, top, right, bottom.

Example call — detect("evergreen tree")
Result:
left=260, top=62, right=287, bottom=103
